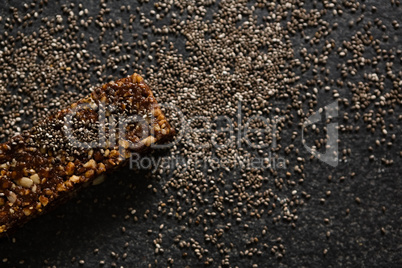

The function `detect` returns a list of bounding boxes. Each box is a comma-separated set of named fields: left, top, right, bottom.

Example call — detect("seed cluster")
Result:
left=0, top=0, right=401, bottom=267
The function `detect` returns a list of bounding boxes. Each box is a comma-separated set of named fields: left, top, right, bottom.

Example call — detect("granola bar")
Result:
left=0, top=73, right=175, bottom=236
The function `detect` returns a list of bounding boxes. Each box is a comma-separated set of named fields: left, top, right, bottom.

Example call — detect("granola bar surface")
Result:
left=0, top=73, right=174, bottom=236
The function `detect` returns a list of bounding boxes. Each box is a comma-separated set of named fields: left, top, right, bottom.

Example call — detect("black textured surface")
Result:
left=0, top=0, right=401, bottom=267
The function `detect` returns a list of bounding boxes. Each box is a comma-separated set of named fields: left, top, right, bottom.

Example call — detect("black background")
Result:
left=0, top=0, right=401, bottom=267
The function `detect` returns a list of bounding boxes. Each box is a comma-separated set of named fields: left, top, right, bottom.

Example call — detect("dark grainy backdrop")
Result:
left=0, top=0, right=401, bottom=267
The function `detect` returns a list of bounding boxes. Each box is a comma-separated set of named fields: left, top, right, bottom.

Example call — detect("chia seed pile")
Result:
left=0, top=0, right=401, bottom=267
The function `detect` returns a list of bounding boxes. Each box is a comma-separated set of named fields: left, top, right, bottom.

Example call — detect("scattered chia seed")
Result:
left=0, top=0, right=401, bottom=267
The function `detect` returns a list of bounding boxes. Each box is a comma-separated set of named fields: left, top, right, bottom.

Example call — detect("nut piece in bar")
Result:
left=0, top=73, right=175, bottom=236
